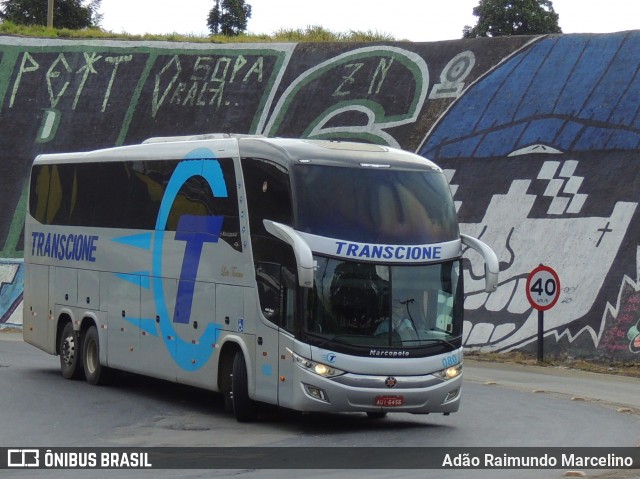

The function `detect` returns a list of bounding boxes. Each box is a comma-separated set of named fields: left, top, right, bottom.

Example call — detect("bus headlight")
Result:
left=287, top=349, right=345, bottom=378
left=435, top=363, right=462, bottom=381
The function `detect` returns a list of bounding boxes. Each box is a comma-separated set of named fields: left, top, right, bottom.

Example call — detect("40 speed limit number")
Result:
left=526, top=265, right=560, bottom=311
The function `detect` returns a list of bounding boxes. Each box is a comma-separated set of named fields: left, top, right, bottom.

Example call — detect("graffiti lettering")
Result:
left=268, top=46, right=429, bottom=146
left=73, top=52, right=102, bottom=109
left=368, top=58, right=394, bottom=94
left=429, top=51, right=475, bottom=99
left=170, top=81, right=225, bottom=108
left=333, top=62, right=364, bottom=97
left=191, top=56, right=213, bottom=81
left=103, top=55, right=133, bottom=112
left=9, top=51, right=133, bottom=112
left=229, top=55, right=247, bottom=81
left=243, top=57, right=263, bottom=82
left=46, top=53, right=72, bottom=108
left=153, top=55, right=181, bottom=117
left=10, top=52, right=39, bottom=108
left=154, top=55, right=265, bottom=117
left=331, top=59, right=395, bottom=98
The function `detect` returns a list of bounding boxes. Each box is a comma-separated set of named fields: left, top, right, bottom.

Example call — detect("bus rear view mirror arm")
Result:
left=460, top=234, right=499, bottom=293
left=263, top=220, right=315, bottom=288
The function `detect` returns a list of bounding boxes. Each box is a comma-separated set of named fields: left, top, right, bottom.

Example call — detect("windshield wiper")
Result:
left=304, top=331, right=355, bottom=349
left=304, top=331, right=460, bottom=350
left=400, top=337, right=460, bottom=349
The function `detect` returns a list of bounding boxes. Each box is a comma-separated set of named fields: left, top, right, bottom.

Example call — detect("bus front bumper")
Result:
left=287, top=365, right=463, bottom=415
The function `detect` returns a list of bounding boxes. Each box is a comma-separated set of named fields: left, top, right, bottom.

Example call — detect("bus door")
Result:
left=254, top=262, right=282, bottom=404
left=277, top=265, right=297, bottom=408
left=253, top=263, right=298, bottom=407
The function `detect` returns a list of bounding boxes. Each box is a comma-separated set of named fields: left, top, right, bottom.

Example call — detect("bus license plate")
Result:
left=374, top=395, right=404, bottom=407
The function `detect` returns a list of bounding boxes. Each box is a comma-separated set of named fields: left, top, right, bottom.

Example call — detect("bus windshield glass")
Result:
left=293, top=164, right=459, bottom=244
left=305, top=257, right=463, bottom=350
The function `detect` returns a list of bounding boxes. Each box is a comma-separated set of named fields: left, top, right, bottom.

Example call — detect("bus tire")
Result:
left=221, top=357, right=234, bottom=414
left=59, top=322, right=83, bottom=380
left=82, top=325, right=114, bottom=386
left=232, top=351, right=257, bottom=422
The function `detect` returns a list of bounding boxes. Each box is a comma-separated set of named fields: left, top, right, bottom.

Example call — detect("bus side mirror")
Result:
left=460, top=234, right=499, bottom=293
left=263, top=220, right=315, bottom=288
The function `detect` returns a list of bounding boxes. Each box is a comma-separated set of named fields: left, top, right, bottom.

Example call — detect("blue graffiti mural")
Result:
left=0, top=261, right=23, bottom=325
left=419, top=32, right=640, bottom=160
left=417, top=32, right=640, bottom=358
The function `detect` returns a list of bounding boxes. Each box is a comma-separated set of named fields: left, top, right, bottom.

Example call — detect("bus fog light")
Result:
left=303, top=384, right=330, bottom=402
left=444, top=388, right=460, bottom=403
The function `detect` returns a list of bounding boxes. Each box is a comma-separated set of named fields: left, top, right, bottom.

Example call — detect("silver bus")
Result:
left=23, top=135, right=498, bottom=421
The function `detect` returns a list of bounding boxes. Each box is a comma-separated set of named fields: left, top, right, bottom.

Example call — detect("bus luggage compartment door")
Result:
left=23, top=264, right=54, bottom=354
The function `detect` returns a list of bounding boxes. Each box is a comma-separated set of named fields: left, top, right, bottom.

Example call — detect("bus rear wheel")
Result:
left=231, top=351, right=257, bottom=422
left=82, top=325, right=114, bottom=386
left=59, top=322, right=83, bottom=380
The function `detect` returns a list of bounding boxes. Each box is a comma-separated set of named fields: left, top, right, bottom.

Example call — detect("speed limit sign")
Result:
left=526, top=265, right=560, bottom=311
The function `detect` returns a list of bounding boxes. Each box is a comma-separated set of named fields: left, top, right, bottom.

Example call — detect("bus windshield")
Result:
left=305, top=257, right=463, bottom=350
left=293, top=164, right=459, bottom=244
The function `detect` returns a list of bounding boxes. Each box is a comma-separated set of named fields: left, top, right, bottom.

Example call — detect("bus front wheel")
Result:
left=82, top=325, right=114, bottom=386
left=231, top=351, right=257, bottom=422
left=59, top=322, right=83, bottom=380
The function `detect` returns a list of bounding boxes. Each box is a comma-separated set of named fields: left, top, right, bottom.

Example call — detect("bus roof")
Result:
left=33, top=135, right=440, bottom=171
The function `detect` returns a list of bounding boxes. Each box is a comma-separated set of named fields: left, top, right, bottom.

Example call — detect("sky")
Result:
left=99, top=0, right=639, bottom=42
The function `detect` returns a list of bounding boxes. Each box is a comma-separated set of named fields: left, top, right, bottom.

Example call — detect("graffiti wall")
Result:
left=0, top=33, right=637, bottom=361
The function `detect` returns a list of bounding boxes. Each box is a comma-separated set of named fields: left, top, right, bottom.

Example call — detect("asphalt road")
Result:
left=1, top=331, right=639, bottom=479
left=465, top=358, right=640, bottom=412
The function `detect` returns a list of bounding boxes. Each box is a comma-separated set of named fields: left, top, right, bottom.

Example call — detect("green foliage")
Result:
left=0, top=21, right=397, bottom=43
left=271, top=25, right=395, bottom=42
left=208, top=0, right=251, bottom=36
left=347, top=30, right=396, bottom=42
left=0, top=0, right=101, bottom=29
left=463, top=0, right=562, bottom=38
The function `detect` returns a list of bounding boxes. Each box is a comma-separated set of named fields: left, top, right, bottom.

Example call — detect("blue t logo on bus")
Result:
left=113, top=150, right=228, bottom=372
left=154, top=153, right=228, bottom=370
left=173, top=215, right=224, bottom=324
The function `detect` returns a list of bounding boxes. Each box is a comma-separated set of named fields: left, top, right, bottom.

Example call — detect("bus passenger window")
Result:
left=241, top=157, right=293, bottom=238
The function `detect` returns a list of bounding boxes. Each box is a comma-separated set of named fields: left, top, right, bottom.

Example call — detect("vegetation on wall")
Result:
left=0, top=21, right=396, bottom=42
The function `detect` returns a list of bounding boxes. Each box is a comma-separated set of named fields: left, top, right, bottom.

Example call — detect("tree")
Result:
left=208, top=0, right=251, bottom=36
left=463, top=0, right=561, bottom=38
left=0, top=0, right=102, bottom=29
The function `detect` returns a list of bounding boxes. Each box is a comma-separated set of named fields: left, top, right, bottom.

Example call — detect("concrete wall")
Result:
left=1, top=33, right=638, bottom=361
